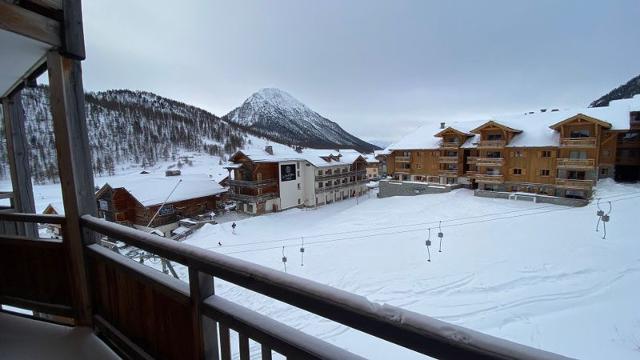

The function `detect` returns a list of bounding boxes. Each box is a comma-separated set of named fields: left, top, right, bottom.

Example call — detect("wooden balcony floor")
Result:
left=0, top=311, right=120, bottom=360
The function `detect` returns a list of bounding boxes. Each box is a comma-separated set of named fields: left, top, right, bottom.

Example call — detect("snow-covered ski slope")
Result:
left=180, top=179, right=640, bottom=359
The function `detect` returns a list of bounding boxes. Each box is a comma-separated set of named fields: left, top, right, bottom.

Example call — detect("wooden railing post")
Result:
left=47, top=50, right=96, bottom=325
left=1, top=91, right=37, bottom=237
left=189, top=267, right=220, bottom=360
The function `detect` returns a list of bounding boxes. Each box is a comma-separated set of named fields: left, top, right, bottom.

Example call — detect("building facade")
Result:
left=386, top=96, right=640, bottom=200
left=226, top=146, right=369, bottom=215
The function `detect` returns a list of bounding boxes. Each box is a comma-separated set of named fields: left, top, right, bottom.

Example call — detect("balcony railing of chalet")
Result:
left=475, top=174, right=505, bottom=183
left=438, top=156, right=458, bottom=164
left=555, top=178, right=594, bottom=189
left=556, top=158, right=595, bottom=169
left=438, top=169, right=459, bottom=176
left=394, top=156, right=411, bottom=162
left=440, top=141, right=460, bottom=149
left=227, top=192, right=278, bottom=202
left=476, top=157, right=504, bottom=167
left=477, top=140, right=506, bottom=148
left=316, top=170, right=366, bottom=180
left=227, top=178, right=278, bottom=188
left=0, top=211, right=570, bottom=360
left=559, top=137, right=597, bottom=148
left=466, top=156, right=478, bottom=164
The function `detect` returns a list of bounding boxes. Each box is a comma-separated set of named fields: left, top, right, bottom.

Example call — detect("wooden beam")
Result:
left=0, top=2, right=61, bottom=47
left=189, top=267, right=219, bottom=360
left=1, top=91, right=37, bottom=237
left=47, top=50, right=96, bottom=325
left=60, top=0, right=85, bottom=59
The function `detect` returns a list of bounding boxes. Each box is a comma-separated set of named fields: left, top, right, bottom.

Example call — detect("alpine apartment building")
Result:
left=386, top=95, right=640, bottom=200
left=225, top=146, right=369, bottom=214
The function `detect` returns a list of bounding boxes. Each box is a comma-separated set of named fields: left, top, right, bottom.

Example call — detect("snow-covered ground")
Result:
left=176, top=179, right=640, bottom=360
left=2, top=146, right=639, bottom=359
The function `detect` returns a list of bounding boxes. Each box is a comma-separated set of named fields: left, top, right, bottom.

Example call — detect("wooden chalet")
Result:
left=386, top=101, right=640, bottom=200
left=0, top=1, right=571, bottom=359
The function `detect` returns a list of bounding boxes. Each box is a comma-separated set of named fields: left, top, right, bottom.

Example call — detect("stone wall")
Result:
left=474, top=189, right=589, bottom=207
left=378, top=180, right=460, bottom=198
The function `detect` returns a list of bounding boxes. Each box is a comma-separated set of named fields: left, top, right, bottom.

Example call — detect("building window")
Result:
left=569, top=151, right=587, bottom=159
left=486, top=151, right=502, bottom=158
left=512, top=150, right=525, bottom=158
left=567, top=170, right=586, bottom=180
left=319, top=182, right=323, bottom=188
left=318, top=170, right=323, bottom=175
left=541, top=150, right=552, bottom=158
left=512, top=168, right=522, bottom=175
left=416, top=164, right=422, bottom=169
left=570, top=129, right=590, bottom=138
left=298, top=198, right=301, bottom=205
left=487, top=134, right=503, bottom=140
left=600, top=168, right=609, bottom=176
left=540, top=169, right=550, bottom=176
left=297, top=183, right=301, bottom=190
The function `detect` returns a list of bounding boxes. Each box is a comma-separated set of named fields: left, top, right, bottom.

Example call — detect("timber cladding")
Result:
left=88, top=253, right=195, bottom=360
left=0, top=239, right=72, bottom=310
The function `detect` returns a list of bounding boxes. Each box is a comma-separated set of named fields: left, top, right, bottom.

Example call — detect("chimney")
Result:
left=440, top=122, right=445, bottom=129
left=540, top=109, right=547, bottom=113
left=265, top=145, right=273, bottom=155
left=551, top=108, right=559, bottom=112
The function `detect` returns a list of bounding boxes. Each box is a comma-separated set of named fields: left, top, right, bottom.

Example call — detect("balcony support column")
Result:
left=1, top=91, right=37, bottom=237
left=47, top=50, right=97, bottom=325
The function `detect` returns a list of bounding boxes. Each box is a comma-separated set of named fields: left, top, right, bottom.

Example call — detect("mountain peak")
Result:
left=224, top=89, right=379, bottom=152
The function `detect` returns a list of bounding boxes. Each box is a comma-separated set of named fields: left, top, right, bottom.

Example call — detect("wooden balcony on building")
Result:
left=438, top=156, right=459, bottom=164
left=466, top=156, right=478, bottom=164
left=475, top=174, right=504, bottom=183
left=227, top=191, right=278, bottom=202
left=556, top=158, right=595, bottom=169
left=477, top=140, right=506, bottom=148
left=394, top=156, right=411, bottom=162
left=555, top=178, right=594, bottom=189
left=476, top=157, right=504, bottom=167
left=438, top=169, right=459, bottom=176
left=559, top=137, right=597, bottom=148
left=440, top=141, right=460, bottom=149
left=228, top=178, right=278, bottom=188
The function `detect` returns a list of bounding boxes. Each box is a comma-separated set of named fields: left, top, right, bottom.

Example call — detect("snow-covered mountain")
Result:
left=0, top=86, right=248, bottom=183
left=223, top=88, right=379, bottom=152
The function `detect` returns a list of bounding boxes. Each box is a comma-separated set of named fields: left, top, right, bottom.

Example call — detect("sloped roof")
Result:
left=231, top=144, right=366, bottom=168
left=98, top=174, right=227, bottom=207
left=388, top=95, right=640, bottom=150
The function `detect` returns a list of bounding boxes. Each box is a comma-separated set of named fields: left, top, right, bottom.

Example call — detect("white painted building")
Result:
left=225, top=145, right=369, bottom=215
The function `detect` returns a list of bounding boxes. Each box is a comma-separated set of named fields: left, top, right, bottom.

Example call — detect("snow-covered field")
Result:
left=177, top=180, right=640, bottom=360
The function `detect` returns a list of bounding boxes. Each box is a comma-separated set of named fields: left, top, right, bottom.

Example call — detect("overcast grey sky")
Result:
left=80, top=0, right=640, bottom=143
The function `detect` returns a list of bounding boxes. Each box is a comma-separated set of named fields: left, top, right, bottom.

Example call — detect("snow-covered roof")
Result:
left=171, top=226, right=192, bottom=235
left=233, top=143, right=366, bottom=168
left=101, top=174, right=227, bottom=207
left=388, top=95, right=640, bottom=150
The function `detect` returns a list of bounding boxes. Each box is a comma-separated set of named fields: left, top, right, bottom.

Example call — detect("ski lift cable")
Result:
left=217, top=192, right=640, bottom=256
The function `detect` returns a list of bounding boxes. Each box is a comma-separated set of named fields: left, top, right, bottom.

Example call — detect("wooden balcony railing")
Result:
left=440, top=141, right=460, bottom=149
left=439, top=169, right=459, bottom=176
left=475, top=174, right=505, bottom=183
left=559, top=137, right=597, bottom=148
left=555, top=178, right=594, bottom=189
left=394, top=156, right=410, bottom=162
left=228, top=178, right=278, bottom=188
left=556, top=158, right=595, bottom=169
left=227, top=192, right=278, bottom=202
left=477, top=140, right=506, bottom=148
left=476, top=157, right=504, bottom=167
left=0, top=212, right=571, bottom=360
left=438, top=156, right=459, bottom=164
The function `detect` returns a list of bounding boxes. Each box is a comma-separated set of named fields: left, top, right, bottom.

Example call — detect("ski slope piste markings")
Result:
left=211, top=190, right=640, bottom=256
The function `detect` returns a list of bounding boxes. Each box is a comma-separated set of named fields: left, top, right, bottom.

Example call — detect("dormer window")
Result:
left=487, top=134, right=503, bottom=140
